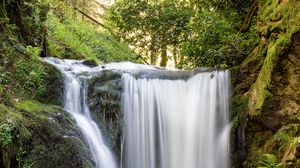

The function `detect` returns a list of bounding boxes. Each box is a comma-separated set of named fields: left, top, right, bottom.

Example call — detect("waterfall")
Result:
left=43, top=57, right=231, bottom=168
left=43, top=58, right=117, bottom=168
left=122, top=71, right=231, bottom=168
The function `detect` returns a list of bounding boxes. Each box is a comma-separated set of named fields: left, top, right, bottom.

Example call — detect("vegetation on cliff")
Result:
left=0, top=1, right=131, bottom=167
left=232, top=0, right=300, bottom=167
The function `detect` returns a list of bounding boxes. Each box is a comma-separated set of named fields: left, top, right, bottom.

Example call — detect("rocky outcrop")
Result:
left=232, top=0, right=300, bottom=167
left=87, top=70, right=123, bottom=162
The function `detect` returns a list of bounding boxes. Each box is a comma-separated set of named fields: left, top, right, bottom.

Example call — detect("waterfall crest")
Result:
left=122, top=71, right=231, bottom=168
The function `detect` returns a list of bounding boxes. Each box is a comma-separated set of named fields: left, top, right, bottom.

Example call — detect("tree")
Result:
left=106, top=0, right=191, bottom=67
left=106, top=0, right=258, bottom=68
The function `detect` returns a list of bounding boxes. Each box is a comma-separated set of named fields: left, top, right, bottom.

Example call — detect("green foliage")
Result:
left=258, top=154, right=282, bottom=168
left=0, top=0, right=50, bottom=104
left=106, top=0, right=192, bottom=66
left=106, top=0, right=259, bottom=68
left=0, top=69, right=11, bottom=98
left=46, top=10, right=137, bottom=62
left=26, top=46, right=41, bottom=61
left=16, top=58, right=46, bottom=96
left=180, top=10, right=258, bottom=69
left=0, top=123, right=13, bottom=148
left=269, top=124, right=300, bottom=155
left=0, top=18, right=20, bottom=65
left=46, top=11, right=95, bottom=60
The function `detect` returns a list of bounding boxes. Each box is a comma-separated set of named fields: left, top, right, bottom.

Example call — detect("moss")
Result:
left=15, top=100, right=60, bottom=114
left=242, top=40, right=267, bottom=65
left=231, top=95, right=249, bottom=130
left=248, top=33, right=292, bottom=116
left=259, top=0, right=300, bottom=36
left=36, top=62, right=63, bottom=105
left=235, top=0, right=300, bottom=167
left=0, top=101, right=94, bottom=168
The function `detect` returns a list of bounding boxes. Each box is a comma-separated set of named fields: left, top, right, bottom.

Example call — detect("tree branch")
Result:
left=239, top=0, right=258, bottom=33
left=69, top=3, right=116, bottom=36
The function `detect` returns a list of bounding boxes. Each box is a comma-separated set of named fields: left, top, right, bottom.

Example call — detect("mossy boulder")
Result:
left=0, top=101, right=94, bottom=168
left=36, top=62, right=63, bottom=106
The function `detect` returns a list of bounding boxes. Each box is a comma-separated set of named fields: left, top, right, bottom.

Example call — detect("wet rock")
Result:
left=88, top=70, right=122, bottom=162
left=82, top=60, right=98, bottom=67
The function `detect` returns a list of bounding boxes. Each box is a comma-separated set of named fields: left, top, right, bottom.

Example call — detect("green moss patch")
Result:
left=248, top=33, right=291, bottom=116
left=15, top=100, right=60, bottom=114
left=248, top=0, right=300, bottom=116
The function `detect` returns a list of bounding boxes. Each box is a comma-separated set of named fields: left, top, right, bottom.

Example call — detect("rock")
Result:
left=296, top=144, right=300, bottom=152
left=87, top=70, right=122, bottom=162
left=0, top=101, right=94, bottom=168
left=295, top=150, right=300, bottom=159
left=37, top=62, right=63, bottom=105
left=82, top=60, right=98, bottom=67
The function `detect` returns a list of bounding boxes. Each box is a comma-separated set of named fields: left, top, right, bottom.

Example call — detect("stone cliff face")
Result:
left=232, top=0, right=300, bottom=167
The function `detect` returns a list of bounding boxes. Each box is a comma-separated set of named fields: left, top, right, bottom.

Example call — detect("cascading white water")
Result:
left=43, top=58, right=117, bottom=168
left=44, top=57, right=231, bottom=168
left=122, top=71, right=231, bottom=168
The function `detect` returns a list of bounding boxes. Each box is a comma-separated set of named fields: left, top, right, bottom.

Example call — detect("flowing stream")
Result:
left=122, top=71, right=231, bottom=168
left=43, top=58, right=117, bottom=168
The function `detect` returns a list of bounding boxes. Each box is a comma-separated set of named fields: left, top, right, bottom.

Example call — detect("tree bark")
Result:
left=150, top=36, right=157, bottom=65
left=160, top=43, right=168, bottom=67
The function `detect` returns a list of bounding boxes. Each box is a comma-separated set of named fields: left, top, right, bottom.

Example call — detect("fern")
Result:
left=258, top=154, right=282, bottom=168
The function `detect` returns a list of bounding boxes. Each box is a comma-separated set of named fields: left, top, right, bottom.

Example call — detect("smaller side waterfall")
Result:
left=44, top=58, right=116, bottom=168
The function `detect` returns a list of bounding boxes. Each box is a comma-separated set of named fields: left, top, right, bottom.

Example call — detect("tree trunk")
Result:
left=160, top=43, right=168, bottom=67
left=150, top=36, right=157, bottom=65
